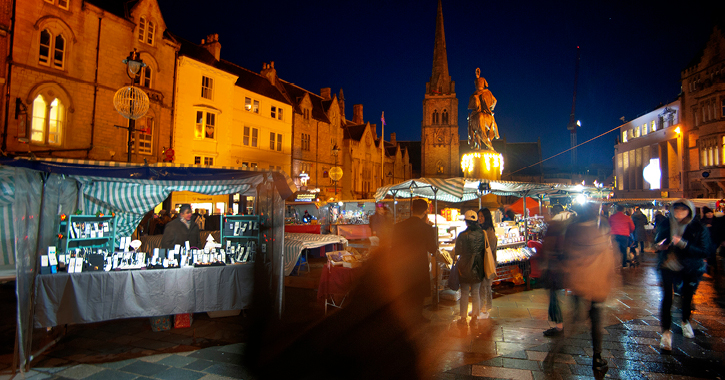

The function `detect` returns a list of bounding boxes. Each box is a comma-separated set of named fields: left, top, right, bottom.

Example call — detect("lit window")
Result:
left=30, top=94, right=64, bottom=146
left=250, top=163, right=258, bottom=169
left=651, top=120, right=656, bottom=132
left=242, top=162, right=249, bottom=169
left=622, top=130, right=628, bottom=143
left=245, top=97, right=251, bottom=111
left=702, top=149, right=707, bottom=167
left=195, top=110, right=216, bottom=139
left=201, top=76, right=213, bottom=100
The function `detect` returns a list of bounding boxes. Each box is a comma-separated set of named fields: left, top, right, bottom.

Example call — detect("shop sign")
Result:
left=295, top=192, right=317, bottom=202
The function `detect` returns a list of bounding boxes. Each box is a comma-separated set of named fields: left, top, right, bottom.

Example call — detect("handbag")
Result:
left=484, top=238, right=497, bottom=279
left=661, top=252, right=683, bottom=272
left=448, top=261, right=460, bottom=291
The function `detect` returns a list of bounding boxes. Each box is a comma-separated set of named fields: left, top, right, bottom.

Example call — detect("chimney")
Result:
left=390, top=132, right=396, bottom=145
left=353, top=104, right=363, bottom=124
left=320, top=88, right=331, bottom=100
left=261, top=61, right=277, bottom=86
left=201, top=34, right=221, bottom=61
left=338, top=89, right=346, bottom=121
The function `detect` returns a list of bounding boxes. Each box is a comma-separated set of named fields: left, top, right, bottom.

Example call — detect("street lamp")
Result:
left=113, top=49, right=149, bottom=162
left=331, top=144, right=340, bottom=197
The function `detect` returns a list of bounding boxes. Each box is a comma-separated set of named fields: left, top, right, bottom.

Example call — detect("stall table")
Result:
left=34, top=264, right=254, bottom=328
left=317, top=263, right=364, bottom=314
left=284, top=224, right=321, bottom=234
left=333, top=224, right=371, bottom=240
left=284, top=233, right=348, bottom=276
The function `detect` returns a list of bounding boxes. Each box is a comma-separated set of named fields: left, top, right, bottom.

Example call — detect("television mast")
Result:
left=567, top=46, right=581, bottom=169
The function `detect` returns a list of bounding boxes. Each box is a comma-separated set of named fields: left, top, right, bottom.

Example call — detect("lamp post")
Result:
left=113, top=49, right=149, bottom=162
left=332, top=144, right=340, bottom=196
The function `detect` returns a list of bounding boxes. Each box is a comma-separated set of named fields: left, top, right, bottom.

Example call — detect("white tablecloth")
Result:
left=284, top=233, right=348, bottom=276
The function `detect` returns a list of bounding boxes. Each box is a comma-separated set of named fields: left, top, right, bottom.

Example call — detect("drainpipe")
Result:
left=1, top=0, right=17, bottom=152
left=169, top=50, right=178, bottom=157
left=88, top=16, right=102, bottom=158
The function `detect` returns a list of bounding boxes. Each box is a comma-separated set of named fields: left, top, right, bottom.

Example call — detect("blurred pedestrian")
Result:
left=370, top=202, right=393, bottom=248
left=541, top=204, right=574, bottom=337
left=700, top=206, right=720, bottom=275
left=631, top=206, right=648, bottom=259
left=455, top=210, right=485, bottom=325
left=654, top=211, right=666, bottom=230
left=609, top=205, right=635, bottom=268
left=392, top=198, right=437, bottom=320
left=475, top=208, right=497, bottom=318
left=655, top=199, right=711, bottom=351
left=561, top=202, right=616, bottom=371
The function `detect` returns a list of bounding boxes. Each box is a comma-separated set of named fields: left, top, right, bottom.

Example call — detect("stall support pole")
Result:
left=522, top=191, right=531, bottom=290
left=392, top=190, right=398, bottom=222
left=432, top=188, right=440, bottom=308
left=538, top=195, right=543, bottom=216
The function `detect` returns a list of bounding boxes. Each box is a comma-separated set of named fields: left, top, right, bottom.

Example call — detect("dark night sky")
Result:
left=157, top=0, right=723, bottom=169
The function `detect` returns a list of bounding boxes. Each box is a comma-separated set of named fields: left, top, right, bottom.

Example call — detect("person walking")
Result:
left=475, top=208, right=497, bottom=318
left=560, top=202, right=616, bottom=371
left=391, top=199, right=438, bottom=320
left=541, top=204, right=574, bottom=337
left=454, top=210, right=486, bottom=325
left=655, top=199, right=711, bottom=351
left=631, top=206, right=649, bottom=261
left=609, top=205, right=635, bottom=268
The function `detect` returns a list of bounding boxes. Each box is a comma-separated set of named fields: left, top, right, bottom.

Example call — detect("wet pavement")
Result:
left=1, top=251, right=724, bottom=379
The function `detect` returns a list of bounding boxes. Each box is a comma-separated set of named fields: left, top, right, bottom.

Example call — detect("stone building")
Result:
left=1, top=0, right=178, bottom=162
left=421, top=0, right=459, bottom=178
left=681, top=22, right=725, bottom=198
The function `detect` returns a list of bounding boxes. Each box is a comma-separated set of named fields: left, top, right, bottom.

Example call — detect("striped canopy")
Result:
left=375, top=177, right=609, bottom=203
left=0, top=157, right=297, bottom=261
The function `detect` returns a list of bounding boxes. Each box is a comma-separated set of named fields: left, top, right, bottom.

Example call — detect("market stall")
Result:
left=375, top=178, right=610, bottom=300
left=1, top=157, right=295, bottom=371
left=327, top=199, right=375, bottom=240
left=283, top=232, right=348, bottom=276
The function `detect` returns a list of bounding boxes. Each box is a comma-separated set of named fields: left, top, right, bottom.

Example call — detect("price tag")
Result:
left=48, top=253, right=58, bottom=266
left=75, top=257, right=83, bottom=273
left=185, top=241, right=190, bottom=251
left=40, top=255, right=49, bottom=267
left=67, top=258, right=76, bottom=273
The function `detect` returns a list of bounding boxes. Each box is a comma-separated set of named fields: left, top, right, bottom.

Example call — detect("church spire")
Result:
left=427, top=0, right=453, bottom=95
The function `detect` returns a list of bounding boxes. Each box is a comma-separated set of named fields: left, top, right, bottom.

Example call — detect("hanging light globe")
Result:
left=113, top=86, right=149, bottom=120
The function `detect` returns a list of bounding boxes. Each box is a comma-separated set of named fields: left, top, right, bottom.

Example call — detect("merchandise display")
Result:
left=45, top=214, right=261, bottom=275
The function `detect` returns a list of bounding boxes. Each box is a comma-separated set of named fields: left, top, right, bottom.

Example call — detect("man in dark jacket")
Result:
left=655, top=199, right=711, bottom=351
left=631, top=207, right=649, bottom=259
left=392, top=199, right=437, bottom=318
left=161, top=204, right=200, bottom=249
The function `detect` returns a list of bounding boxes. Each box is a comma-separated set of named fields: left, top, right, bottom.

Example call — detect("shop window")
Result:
left=31, top=94, right=64, bottom=146
left=195, top=110, right=216, bottom=139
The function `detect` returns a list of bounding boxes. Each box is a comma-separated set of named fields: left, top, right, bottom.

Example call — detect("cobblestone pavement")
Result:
left=1, top=251, right=723, bottom=379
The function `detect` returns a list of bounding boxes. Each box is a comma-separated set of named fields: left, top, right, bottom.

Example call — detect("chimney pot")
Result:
left=320, top=88, right=331, bottom=100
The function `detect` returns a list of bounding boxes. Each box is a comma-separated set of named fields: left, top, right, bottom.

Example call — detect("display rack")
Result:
left=57, top=214, right=117, bottom=254
left=220, top=214, right=261, bottom=263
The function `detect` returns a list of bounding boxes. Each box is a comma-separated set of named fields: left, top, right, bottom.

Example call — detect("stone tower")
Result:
left=421, top=0, right=459, bottom=178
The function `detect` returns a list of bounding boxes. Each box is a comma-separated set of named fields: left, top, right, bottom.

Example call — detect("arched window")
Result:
left=432, top=110, right=439, bottom=124
left=138, top=17, right=146, bottom=42
left=30, top=94, right=64, bottom=146
left=442, top=109, right=449, bottom=124
left=38, top=29, right=66, bottom=69
left=135, top=66, right=152, bottom=88
left=138, top=17, right=155, bottom=45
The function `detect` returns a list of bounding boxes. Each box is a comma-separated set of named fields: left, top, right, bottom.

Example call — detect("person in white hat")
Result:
left=454, top=210, right=487, bottom=325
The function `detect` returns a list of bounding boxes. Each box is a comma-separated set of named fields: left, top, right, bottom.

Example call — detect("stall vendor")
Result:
left=160, top=204, right=200, bottom=249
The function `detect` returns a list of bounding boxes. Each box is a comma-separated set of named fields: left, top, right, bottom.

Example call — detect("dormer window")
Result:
left=138, top=17, right=155, bottom=46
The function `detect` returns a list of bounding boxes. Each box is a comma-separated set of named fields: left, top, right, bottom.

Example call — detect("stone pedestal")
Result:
left=461, top=150, right=504, bottom=180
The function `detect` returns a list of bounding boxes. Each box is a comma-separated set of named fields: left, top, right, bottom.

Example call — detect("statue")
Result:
left=468, top=68, right=499, bottom=150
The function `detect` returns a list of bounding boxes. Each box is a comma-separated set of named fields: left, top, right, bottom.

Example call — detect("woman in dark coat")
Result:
left=631, top=207, right=648, bottom=257
left=455, top=210, right=486, bottom=325
left=654, top=199, right=711, bottom=351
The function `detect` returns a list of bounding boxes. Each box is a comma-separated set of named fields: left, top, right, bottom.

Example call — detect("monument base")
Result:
left=461, top=150, right=504, bottom=180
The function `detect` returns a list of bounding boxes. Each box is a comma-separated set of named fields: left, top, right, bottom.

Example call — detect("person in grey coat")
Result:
left=455, top=210, right=486, bottom=325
